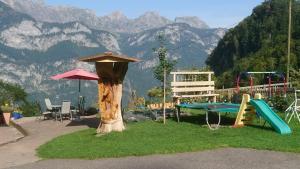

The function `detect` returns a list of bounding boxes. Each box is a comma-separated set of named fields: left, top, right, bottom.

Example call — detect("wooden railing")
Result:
left=215, top=83, right=289, bottom=99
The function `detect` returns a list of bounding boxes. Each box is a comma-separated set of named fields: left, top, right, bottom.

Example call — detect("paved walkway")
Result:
left=6, top=148, right=300, bottom=169
left=0, top=126, right=24, bottom=146
left=0, top=117, right=97, bottom=169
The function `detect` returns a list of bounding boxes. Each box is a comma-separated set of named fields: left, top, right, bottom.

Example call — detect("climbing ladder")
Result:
left=234, top=94, right=258, bottom=127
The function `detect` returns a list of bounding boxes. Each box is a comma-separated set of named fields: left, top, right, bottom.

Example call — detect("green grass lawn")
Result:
left=37, top=110, right=300, bottom=159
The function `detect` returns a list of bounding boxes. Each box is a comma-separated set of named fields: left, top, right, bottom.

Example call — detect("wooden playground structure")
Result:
left=170, top=71, right=219, bottom=103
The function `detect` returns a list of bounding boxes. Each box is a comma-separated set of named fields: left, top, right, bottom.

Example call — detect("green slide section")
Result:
left=250, top=99, right=291, bottom=135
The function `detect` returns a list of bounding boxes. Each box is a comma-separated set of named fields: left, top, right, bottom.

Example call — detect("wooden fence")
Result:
left=215, top=83, right=290, bottom=99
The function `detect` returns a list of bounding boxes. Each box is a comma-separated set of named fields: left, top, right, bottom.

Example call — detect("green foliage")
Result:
left=290, top=68, right=300, bottom=88
left=206, top=0, right=300, bottom=87
left=268, top=96, right=289, bottom=111
left=0, top=80, right=39, bottom=117
left=0, top=105, right=14, bottom=112
left=147, top=86, right=172, bottom=103
left=0, top=80, right=27, bottom=105
left=153, top=33, right=176, bottom=85
left=20, top=102, right=40, bottom=117
left=147, top=87, right=164, bottom=98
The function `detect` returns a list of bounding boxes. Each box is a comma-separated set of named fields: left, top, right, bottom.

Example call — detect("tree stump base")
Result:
left=97, top=119, right=125, bottom=134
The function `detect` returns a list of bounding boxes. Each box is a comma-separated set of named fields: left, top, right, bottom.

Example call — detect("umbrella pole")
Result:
left=78, top=79, right=81, bottom=119
left=79, top=79, right=81, bottom=93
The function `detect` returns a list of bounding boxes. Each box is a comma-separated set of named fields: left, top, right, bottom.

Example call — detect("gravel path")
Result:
left=0, top=117, right=95, bottom=169
left=6, top=148, right=300, bottom=169
left=0, top=126, right=24, bottom=146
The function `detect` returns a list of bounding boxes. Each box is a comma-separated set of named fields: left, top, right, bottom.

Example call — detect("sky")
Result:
left=45, top=0, right=265, bottom=28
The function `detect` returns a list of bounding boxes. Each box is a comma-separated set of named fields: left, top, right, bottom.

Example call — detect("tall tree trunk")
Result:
left=95, top=62, right=128, bottom=134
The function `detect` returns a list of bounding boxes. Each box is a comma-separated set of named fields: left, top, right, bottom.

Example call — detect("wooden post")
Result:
left=163, top=68, right=166, bottom=124
left=287, top=0, right=292, bottom=83
left=173, top=73, right=176, bottom=97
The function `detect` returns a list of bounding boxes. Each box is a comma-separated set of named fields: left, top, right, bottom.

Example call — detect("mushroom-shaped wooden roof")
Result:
left=79, top=52, right=140, bottom=63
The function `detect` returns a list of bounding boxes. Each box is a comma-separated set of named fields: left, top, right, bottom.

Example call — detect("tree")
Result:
left=153, top=34, right=176, bottom=86
left=152, top=33, right=176, bottom=124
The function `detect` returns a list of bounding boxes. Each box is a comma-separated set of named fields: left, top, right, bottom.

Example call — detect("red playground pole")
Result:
left=250, top=76, right=254, bottom=96
left=283, top=76, right=287, bottom=96
left=268, top=75, right=272, bottom=97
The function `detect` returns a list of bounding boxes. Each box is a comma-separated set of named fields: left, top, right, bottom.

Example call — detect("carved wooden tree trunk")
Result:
left=95, top=62, right=128, bottom=133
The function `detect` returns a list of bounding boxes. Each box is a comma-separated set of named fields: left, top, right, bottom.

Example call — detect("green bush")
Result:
left=19, top=102, right=40, bottom=117
left=85, top=107, right=98, bottom=116
left=269, top=96, right=289, bottom=111
left=0, top=80, right=40, bottom=117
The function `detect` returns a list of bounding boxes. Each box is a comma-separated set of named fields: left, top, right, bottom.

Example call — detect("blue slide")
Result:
left=250, top=99, right=292, bottom=135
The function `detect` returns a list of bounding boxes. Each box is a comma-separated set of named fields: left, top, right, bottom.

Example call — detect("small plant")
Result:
left=1, top=104, right=14, bottom=113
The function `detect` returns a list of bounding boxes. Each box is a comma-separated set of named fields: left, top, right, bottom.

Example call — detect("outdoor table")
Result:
left=52, top=105, right=61, bottom=121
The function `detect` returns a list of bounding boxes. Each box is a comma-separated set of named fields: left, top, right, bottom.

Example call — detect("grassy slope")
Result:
left=37, top=110, right=300, bottom=159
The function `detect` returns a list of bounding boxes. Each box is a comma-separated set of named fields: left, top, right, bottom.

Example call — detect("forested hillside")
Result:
left=206, top=0, right=300, bottom=88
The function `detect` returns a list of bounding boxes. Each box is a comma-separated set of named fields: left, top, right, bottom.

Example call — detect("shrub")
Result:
left=269, top=96, right=289, bottom=111
left=85, top=107, right=98, bottom=116
left=20, top=102, right=39, bottom=117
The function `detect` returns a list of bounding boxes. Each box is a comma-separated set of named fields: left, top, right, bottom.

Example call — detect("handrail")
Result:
left=216, top=83, right=289, bottom=92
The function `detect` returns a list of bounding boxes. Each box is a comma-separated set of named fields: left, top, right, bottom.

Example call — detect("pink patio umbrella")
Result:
left=51, top=68, right=99, bottom=93
left=51, top=68, right=99, bottom=115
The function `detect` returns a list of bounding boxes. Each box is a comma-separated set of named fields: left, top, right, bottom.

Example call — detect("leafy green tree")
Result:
left=153, top=33, right=176, bottom=86
left=147, top=87, right=172, bottom=103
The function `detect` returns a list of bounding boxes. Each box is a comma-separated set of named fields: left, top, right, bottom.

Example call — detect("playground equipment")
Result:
left=176, top=93, right=291, bottom=134
left=176, top=103, right=240, bottom=130
left=171, top=71, right=219, bottom=103
left=234, top=93, right=291, bottom=134
left=285, top=90, right=300, bottom=123
left=236, top=72, right=287, bottom=97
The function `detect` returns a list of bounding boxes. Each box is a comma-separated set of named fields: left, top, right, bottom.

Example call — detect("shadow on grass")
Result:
left=247, top=124, right=274, bottom=132
left=66, top=116, right=100, bottom=129
left=173, top=112, right=236, bottom=127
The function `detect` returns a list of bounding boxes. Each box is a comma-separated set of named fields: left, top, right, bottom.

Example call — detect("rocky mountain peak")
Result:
left=175, top=16, right=209, bottom=29
left=139, top=11, right=160, bottom=18
left=133, top=11, right=172, bottom=31
left=105, top=11, right=128, bottom=20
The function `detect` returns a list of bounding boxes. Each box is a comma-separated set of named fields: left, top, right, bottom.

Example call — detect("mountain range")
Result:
left=0, top=0, right=226, bottom=106
left=1, top=0, right=210, bottom=33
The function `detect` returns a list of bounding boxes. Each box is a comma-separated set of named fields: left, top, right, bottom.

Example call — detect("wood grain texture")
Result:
left=95, top=62, right=128, bottom=133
